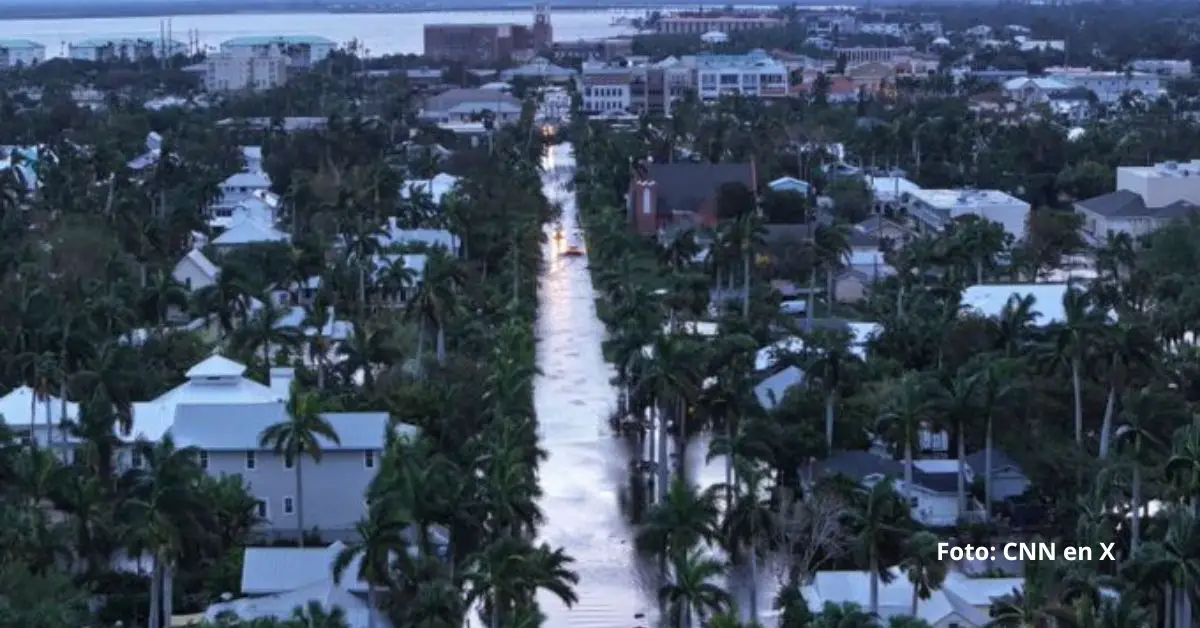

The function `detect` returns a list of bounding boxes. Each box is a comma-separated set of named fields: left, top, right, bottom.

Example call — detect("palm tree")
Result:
left=658, top=548, right=732, bottom=628
left=846, top=480, right=911, bottom=617
left=406, top=250, right=464, bottom=368
left=900, top=531, right=947, bottom=618
left=463, top=537, right=579, bottom=628
left=637, top=479, right=721, bottom=565
left=804, top=328, right=856, bottom=449
left=877, top=373, right=935, bottom=493
left=122, top=436, right=207, bottom=628
left=933, top=366, right=981, bottom=515
left=333, top=505, right=414, bottom=628
left=259, top=385, right=341, bottom=546
left=1044, top=286, right=1102, bottom=446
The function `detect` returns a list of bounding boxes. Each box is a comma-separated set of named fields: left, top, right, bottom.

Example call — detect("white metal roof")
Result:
left=213, top=218, right=289, bottom=246
left=186, top=355, right=248, bottom=378
left=961, top=283, right=1071, bottom=324
left=0, top=386, right=78, bottom=427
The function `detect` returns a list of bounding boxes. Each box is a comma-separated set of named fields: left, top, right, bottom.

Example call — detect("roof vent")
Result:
left=1164, top=161, right=1179, bottom=171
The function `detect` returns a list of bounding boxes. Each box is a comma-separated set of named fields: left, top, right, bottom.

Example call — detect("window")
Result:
left=284, top=452, right=294, bottom=469
left=255, top=500, right=268, bottom=518
left=283, top=496, right=295, bottom=515
left=909, top=497, right=919, bottom=508
left=199, top=450, right=209, bottom=470
left=246, top=451, right=256, bottom=470
left=364, top=450, right=375, bottom=469
left=131, top=448, right=144, bottom=469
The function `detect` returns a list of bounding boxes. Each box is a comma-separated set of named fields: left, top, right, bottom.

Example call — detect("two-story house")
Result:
left=142, top=355, right=413, bottom=541
left=1075, top=184, right=1200, bottom=245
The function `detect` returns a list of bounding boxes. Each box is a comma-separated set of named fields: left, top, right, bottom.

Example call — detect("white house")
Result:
left=802, top=569, right=1025, bottom=627
left=213, top=218, right=290, bottom=248
left=0, top=39, right=45, bottom=68
left=905, top=188, right=1030, bottom=239
left=219, top=35, right=336, bottom=68
left=401, top=173, right=459, bottom=207
left=1073, top=188, right=1200, bottom=243
left=173, top=248, right=220, bottom=293
left=1115, top=159, right=1200, bottom=208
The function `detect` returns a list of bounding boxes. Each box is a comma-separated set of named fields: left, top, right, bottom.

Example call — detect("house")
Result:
left=805, top=451, right=978, bottom=527
left=961, top=283, right=1073, bottom=324
left=0, top=386, right=79, bottom=448
left=213, top=218, right=290, bottom=248
left=767, top=176, right=812, bottom=196
left=755, top=366, right=804, bottom=410
left=418, top=88, right=523, bottom=124
left=376, top=221, right=459, bottom=253
left=158, top=356, right=414, bottom=540
left=205, top=577, right=391, bottom=628
left=627, top=162, right=756, bottom=236
left=401, top=173, right=459, bottom=206
left=499, top=57, right=576, bottom=82
left=219, top=171, right=272, bottom=208
left=904, top=188, right=1030, bottom=239
left=1073, top=189, right=1200, bottom=243
left=173, top=249, right=220, bottom=293
left=1002, top=77, right=1072, bottom=106
left=802, top=569, right=1025, bottom=627
left=835, top=233, right=895, bottom=302
left=847, top=61, right=895, bottom=93
left=964, top=448, right=1029, bottom=501
left=754, top=322, right=880, bottom=372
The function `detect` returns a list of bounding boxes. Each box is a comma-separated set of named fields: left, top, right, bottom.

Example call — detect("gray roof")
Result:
left=645, top=163, right=755, bottom=214
left=170, top=403, right=406, bottom=450
left=1076, top=190, right=1200, bottom=220
left=424, top=88, right=520, bottom=114
left=963, top=448, right=1023, bottom=477
left=812, top=450, right=962, bottom=494
left=755, top=365, right=805, bottom=409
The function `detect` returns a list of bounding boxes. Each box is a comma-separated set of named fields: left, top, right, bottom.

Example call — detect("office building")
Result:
left=205, top=51, right=289, bottom=92
left=219, top=36, right=336, bottom=68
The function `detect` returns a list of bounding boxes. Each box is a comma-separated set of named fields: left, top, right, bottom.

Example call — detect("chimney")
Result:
left=270, top=367, right=295, bottom=400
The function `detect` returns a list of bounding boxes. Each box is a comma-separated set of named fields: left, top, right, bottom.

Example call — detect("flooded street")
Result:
left=534, top=144, right=655, bottom=626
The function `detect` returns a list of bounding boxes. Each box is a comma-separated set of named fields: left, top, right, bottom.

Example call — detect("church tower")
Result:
left=532, top=1, right=553, bottom=53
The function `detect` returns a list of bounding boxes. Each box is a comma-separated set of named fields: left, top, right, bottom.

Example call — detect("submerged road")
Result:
left=533, top=144, right=655, bottom=626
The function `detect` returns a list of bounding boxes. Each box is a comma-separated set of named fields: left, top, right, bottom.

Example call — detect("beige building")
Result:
left=656, top=15, right=784, bottom=35
left=205, top=51, right=289, bottom=92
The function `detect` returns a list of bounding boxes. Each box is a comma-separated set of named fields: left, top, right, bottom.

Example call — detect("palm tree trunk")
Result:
left=148, top=559, right=161, bottom=628
left=1071, top=357, right=1083, bottom=446
left=824, top=392, right=835, bottom=449
left=741, top=249, right=750, bottom=319
left=911, top=578, right=919, bottom=617
left=869, top=556, right=880, bottom=617
left=985, top=417, right=994, bottom=521
left=1130, top=459, right=1141, bottom=555
left=975, top=258, right=983, bottom=285
left=28, top=377, right=35, bottom=443
left=904, top=439, right=913, bottom=489
left=657, top=403, right=669, bottom=502
left=415, top=319, right=426, bottom=374
left=296, top=457, right=305, bottom=547
left=436, top=324, right=447, bottom=364
left=748, top=520, right=759, bottom=622
left=957, top=421, right=967, bottom=515
left=367, top=585, right=378, bottom=628
left=1099, top=385, right=1116, bottom=457
left=162, top=559, right=174, bottom=626
left=723, top=422, right=733, bottom=508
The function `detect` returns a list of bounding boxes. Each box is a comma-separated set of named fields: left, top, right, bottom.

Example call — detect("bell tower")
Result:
left=532, top=1, right=553, bottom=52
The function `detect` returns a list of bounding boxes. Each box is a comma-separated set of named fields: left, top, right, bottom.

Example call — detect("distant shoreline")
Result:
left=0, top=1, right=859, bottom=22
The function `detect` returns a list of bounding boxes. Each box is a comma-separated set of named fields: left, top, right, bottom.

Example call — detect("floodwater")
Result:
left=532, top=144, right=777, bottom=626
left=534, top=144, right=656, bottom=626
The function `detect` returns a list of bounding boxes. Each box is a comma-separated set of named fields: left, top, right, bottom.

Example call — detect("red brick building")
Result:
left=628, top=163, right=757, bottom=236
left=423, top=24, right=533, bottom=64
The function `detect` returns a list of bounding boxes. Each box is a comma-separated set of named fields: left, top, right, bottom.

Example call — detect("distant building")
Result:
left=68, top=38, right=186, bottom=62
left=553, top=38, right=632, bottom=62
left=655, top=15, right=784, bottom=35
left=628, top=162, right=756, bottom=236
left=205, top=51, right=289, bottom=92
left=219, top=35, right=336, bottom=68
left=1130, top=58, right=1192, bottom=77
left=1117, top=159, right=1200, bottom=208
left=906, top=188, right=1030, bottom=239
left=423, top=24, right=530, bottom=64
left=1044, top=67, right=1163, bottom=104
left=832, top=46, right=915, bottom=66
left=578, top=57, right=692, bottom=116
left=690, top=50, right=789, bottom=101
left=418, top=88, right=523, bottom=124
left=0, top=39, right=44, bottom=69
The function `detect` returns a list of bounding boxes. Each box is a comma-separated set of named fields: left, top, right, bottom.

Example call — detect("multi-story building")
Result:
left=656, top=15, right=784, bottom=35
left=1045, top=67, right=1163, bottom=104
left=833, top=46, right=915, bottom=66
left=1074, top=189, right=1199, bottom=244
left=0, top=39, right=45, bottom=68
left=689, top=50, right=789, bottom=102
left=553, top=38, right=633, bottom=62
left=219, top=35, right=335, bottom=68
left=205, top=51, right=289, bottom=92
left=1131, top=59, right=1192, bottom=77
left=1116, top=159, right=1200, bottom=208
left=68, top=38, right=186, bottom=62
left=905, top=188, right=1030, bottom=239
left=423, top=24, right=530, bottom=64
left=578, top=58, right=694, bottom=116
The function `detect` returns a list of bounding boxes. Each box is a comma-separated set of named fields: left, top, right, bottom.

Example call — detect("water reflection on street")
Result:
left=534, top=144, right=656, bottom=626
